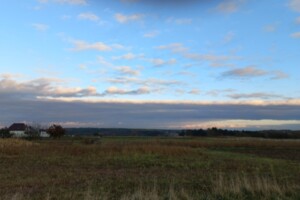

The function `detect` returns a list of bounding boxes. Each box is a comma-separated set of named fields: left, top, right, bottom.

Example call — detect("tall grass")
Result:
left=3, top=173, right=297, bottom=200
left=0, top=138, right=299, bottom=199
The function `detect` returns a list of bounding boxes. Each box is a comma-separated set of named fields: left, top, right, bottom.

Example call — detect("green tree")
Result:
left=47, top=124, right=65, bottom=138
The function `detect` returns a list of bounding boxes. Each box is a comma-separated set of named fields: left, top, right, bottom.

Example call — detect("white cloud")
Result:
left=104, top=86, right=150, bottom=95
left=223, top=32, right=235, bottom=43
left=62, top=15, right=72, bottom=20
left=166, top=17, right=193, bottom=25
left=216, top=0, right=246, bottom=13
left=270, top=71, right=289, bottom=80
left=107, top=77, right=182, bottom=87
left=114, top=13, right=144, bottom=23
left=97, top=56, right=114, bottom=67
left=32, top=23, right=49, bottom=31
left=120, top=0, right=139, bottom=3
left=289, top=0, right=300, bottom=12
left=156, top=43, right=188, bottom=53
left=290, top=32, right=300, bottom=38
left=149, top=58, right=177, bottom=67
left=185, top=53, right=236, bottom=65
left=296, top=16, right=300, bottom=24
left=157, top=43, right=239, bottom=67
left=78, top=12, right=99, bottom=21
left=115, top=66, right=140, bottom=76
left=112, top=53, right=144, bottom=60
left=38, top=0, right=87, bottom=5
left=264, top=24, right=277, bottom=32
left=143, top=30, right=160, bottom=38
left=57, top=0, right=86, bottom=4
left=189, top=89, right=201, bottom=95
left=111, top=44, right=126, bottom=49
left=70, top=40, right=112, bottom=51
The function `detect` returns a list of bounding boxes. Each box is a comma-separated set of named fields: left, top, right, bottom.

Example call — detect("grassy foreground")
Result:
left=0, top=137, right=299, bottom=200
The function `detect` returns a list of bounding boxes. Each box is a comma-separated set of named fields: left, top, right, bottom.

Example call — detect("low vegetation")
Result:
left=0, top=137, right=299, bottom=199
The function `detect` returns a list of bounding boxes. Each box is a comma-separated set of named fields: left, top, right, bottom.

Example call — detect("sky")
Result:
left=0, top=0, right=300, bottom=130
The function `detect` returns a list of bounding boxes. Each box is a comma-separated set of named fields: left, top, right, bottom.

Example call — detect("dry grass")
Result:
left=0, top=139, right=36, bottom=148
left=0, top=137, right=299, bottom=199
left=212, top=173, right=292, bottom=196
left=3, top=174, right=296, bottom=200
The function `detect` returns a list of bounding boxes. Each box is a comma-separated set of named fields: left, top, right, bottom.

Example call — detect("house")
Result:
left=40, top=129, right=50, bottom=138
left=9, top=123, right=28, bottom=138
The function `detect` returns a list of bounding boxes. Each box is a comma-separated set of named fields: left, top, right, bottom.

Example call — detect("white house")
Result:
left=40, top=129, right=50, bottom=138
left=9, top=123, right=28, bottom=138
left=9, top=123, right=50, bottom=138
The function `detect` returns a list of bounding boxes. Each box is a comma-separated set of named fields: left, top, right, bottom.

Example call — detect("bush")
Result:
left=0, top=128, right=12, bottom=138
left=47, top=124, right=65, bottom=138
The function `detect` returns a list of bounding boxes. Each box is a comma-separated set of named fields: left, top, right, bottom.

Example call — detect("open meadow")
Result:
left=0, top=137, right=300, bottom=200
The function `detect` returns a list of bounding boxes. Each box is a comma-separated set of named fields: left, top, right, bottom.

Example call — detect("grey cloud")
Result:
left=0, top=77, right=152, bottom=99
left=227, top=92, right=287, bottom=100
left=220, top=66, right=267, bottom=79
left=107, top=77, right=182, bottom=87
left=1, top=98, right=300, bottom=129
left=103, top=87, right=150, bottom=95
left=289, top=0, right=300, bottom=12
left=156, top=43, right=239, bottom=67
left=216, top=0, right=246, bottom=13
left=206, top=89, right=235, bottom=96
left=220, top=66, right=289, bottom=80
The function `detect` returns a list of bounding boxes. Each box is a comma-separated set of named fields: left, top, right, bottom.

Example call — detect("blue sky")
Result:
left=1, top=0, right=300, bottom=129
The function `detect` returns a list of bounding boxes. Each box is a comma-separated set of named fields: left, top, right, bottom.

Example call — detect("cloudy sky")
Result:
left=1, top=0, right=300, bottom=129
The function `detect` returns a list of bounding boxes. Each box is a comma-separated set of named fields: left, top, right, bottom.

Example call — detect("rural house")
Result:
left=40, top=129, right=50, bottom=138
left=9, top=123, right=28, bottom=138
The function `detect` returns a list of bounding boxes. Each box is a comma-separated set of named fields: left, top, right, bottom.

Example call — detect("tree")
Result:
left=25, top=123, right=41, bottom=139
left=0, top=127, right=12, bottom=138
left=47, top=124, right=65, bottom=138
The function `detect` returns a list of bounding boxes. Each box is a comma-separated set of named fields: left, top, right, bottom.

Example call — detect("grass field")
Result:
left=0, top=137, right=299, bottom=199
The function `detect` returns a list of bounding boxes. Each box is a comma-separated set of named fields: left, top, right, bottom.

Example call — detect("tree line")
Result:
left=180, top=127, right=300, bottom=139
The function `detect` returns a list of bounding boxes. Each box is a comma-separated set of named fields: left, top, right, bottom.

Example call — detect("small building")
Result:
left=40, top=129, right=50, bottom=138
left=9, top=123, right=28, bottom=138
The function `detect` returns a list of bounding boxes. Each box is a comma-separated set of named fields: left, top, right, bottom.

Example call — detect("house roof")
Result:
left=9, top=123, right=27, bottom=131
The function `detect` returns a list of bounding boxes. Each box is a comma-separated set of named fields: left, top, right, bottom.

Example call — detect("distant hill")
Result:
left=65, top=128, right=179, bottom=137
left=65, top=127, right=300, bottom=139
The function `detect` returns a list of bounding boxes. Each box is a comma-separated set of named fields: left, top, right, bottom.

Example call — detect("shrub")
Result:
left=47, top=124, right=65, bottom=138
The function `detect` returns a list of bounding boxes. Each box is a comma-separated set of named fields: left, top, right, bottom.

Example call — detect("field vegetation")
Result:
left=0, top=137, right=299, bottom=199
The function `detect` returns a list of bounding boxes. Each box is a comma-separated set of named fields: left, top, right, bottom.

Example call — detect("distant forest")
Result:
left=65, top=127, right=300, bottom=139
